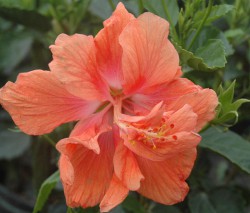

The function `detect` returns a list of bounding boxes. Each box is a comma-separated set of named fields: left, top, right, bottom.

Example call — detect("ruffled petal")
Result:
left=100, top=174, right=129, bottom=212
left=164, top=104, right=198, bottom=134
left=119, top=104, right=200, bottom=161
left=56, top=110, right=114, bottom=208
left=0, top=70, right=99, bottom=135
left=49, top=34, right=110, bottom=101
left=120, top=12, right=179, bottom=95
left=57, top=131, right=114, bottom=208
left=137, top=148, right=197, bottom=205
left=166, top=88, right=218, bottom=131
left=124, top=131, right=200, bottom=161
left=113, top=138, right=144, bottom=190
left=95, top=3, right=134, bottom=89
left=130, top=78, right=201, bottom=115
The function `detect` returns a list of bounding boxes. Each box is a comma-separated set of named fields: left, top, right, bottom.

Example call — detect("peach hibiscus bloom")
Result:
left=0, top=3, right=218, bottom=212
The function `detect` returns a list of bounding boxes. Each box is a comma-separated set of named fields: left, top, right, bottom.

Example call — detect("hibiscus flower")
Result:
left=0, top=3, right=218, bottom=212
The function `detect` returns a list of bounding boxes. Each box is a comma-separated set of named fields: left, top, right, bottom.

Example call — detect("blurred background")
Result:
left=0, top=0, right=250, bottom=212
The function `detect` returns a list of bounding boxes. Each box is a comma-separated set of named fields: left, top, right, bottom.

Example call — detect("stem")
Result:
left=231, top=0, right=241, bottom=28
left=187, top=0, right=214, bottom=50
left=42, top=134, right=56, bottom=147
left=108, top=0, right=116, bottom=11
left=66, top=207, right=73, bottom=213
left=49, top=4, right=67, bottom=33
left=213, top=70, right=223, bottom=91
left=138, top=0, right=144, bottom=14
left=161, top=0, right=179, bottom=42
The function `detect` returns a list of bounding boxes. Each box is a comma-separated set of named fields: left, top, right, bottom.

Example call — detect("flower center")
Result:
left=113, top=100, right=178, bottom=150
left=110, top=87, right=124, bottom=98
left=126, top=119, right=177, bottom=149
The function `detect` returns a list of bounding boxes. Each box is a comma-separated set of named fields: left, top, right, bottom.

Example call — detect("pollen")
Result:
left=129, top=140, right=136, bottom=145
left=152, top=144, right=157, bottom=149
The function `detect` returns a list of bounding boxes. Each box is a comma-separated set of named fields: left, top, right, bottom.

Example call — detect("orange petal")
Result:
left=114, top=139, right=144, bottom=190
left=119, top=103, right=200, bottom=161
left=0, top=70, right=99, bottom=135
left=49, top=34, right=110, bottom=101
left=119, top=101, right=164, bottom=126
left=137, top=148, right=197, bottom=205
left=165, top=104, right=198, bottom=134
left=124, top=131, right=200, bottom=161
left=120, top=12, right=179, bottom=95
left=100, top=174, right=129, bottom=212
left=95, top=2, right=134, bottom=89
left=167, top=88, right=218, bottom=131
left=57, top=131, right=115, bottom=208
left=59, top=154, right=74, bottom=185
left=60, top=108, right=113, bottom=155
left=130, top=78, right=201, bottom=115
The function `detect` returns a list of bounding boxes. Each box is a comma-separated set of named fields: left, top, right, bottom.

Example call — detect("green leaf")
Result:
left=142, top=0, right=179, bottom=25
left=191, top=27, right=234, bottom=56
left=122, top=195, right=146, bottom=213
left=195, top=39, right=226, bottom=69
left=176, top=39, right=226, bottom=71
left=110, top=205, right=125, bottom=213
left=209, top=188, right=245, bottom=213
left=0, top=129, right=30, bottom=160
left=224, top=29, right=244, bottom=39
left=0, top=6, right=51, bottom=32
left=153, top=204, right=181, bottom=213
left=200, top=127, right=250, bottom=174
left=214, top=81, right=250, bottom=125
left=189, top=192, right=216, bottom=213
left=0, top=31, right=33, bottom=74
left=218, top=81, right=236, bottom=104
left=67, top=206, right=99, bottom=213
left=89, top=0, right=139, bottom=20
left=189, top=188, right=245, bottom=213
left=194, top=4, right=234, bottom=27
left=33, top=170, right=60, bottom=213
left=0, top=0, right=35, bottom=10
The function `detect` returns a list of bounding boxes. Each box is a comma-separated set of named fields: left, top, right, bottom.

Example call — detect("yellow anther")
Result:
left=152, top=144, right=157, bottom=150
left=129, top=140, right=136, bottom=145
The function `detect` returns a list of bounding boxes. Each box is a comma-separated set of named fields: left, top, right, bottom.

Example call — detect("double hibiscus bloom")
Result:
left=0, top=3, right=218, bottom=212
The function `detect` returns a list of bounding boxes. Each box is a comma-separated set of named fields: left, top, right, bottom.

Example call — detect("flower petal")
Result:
left=57, top=131, right=114, bottom=208
left=130, top=78, right=201, bottom=115
left=113, top=138, right=144, bottom=190
left=120, top=12, right=179, bottom=95
left=59, top=154, right=74, bottom=185
left=166, top=88, right=218, bottom=131
left=95, top=2, right=134, bottom=89
left=0, top=70, right=99, bottom=135
left=119, top=101, right=164, bottom=125
left=119, top=103, right=200, bottom=161
left=100, top=174, right=129, bottom=212
left=124, top=131, right=200, bottom=161
left=164, top=104, right=198, bottom=134
left=137, top=148, right=197, bottom=205
left=49, top=34, right=110, bottom=101
left=63, top=108, right=113, bottom=154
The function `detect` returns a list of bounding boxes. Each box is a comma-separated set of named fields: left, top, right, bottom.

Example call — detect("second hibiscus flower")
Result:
left=0, top=2, right=218, bottom=212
